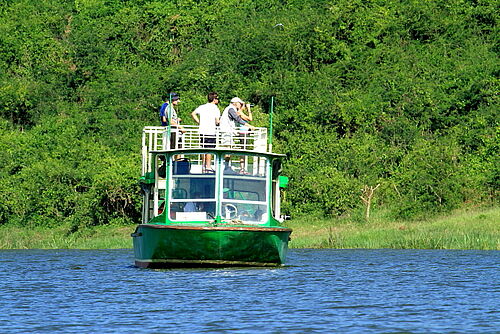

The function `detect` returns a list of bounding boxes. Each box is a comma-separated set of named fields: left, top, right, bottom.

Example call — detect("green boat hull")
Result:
left=132, top=224, right=292, bottom=268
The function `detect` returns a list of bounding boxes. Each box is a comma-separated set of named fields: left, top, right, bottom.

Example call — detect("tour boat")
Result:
left=132, top=120, right=292, bottom=268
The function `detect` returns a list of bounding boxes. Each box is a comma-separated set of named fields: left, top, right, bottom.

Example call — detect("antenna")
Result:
left=166, top=93, right=172, bottom=149
left=269, top=96, right=274, bottom=152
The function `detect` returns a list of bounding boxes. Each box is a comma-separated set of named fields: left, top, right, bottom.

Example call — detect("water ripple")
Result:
left=0, top=249, right=498, bottom=333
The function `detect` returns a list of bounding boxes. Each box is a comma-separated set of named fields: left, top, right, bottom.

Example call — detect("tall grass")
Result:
left=0, top=207, right=498, bottom=250
left=286, top=206, right=499, bottom=250
left=0, top=224, right=133, bottom=249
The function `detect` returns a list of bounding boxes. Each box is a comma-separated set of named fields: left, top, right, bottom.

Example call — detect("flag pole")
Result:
left=269, top=96, right=274, bottom=152
left=167, top=93, right=172, bottom=149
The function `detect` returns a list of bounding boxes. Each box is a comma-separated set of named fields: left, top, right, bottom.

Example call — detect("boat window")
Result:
left=169, top=153, right=216, bottom=221
left=157, top=155, right=167, bottom=178
left=221, top=154, right=268, bottom=223
left=152, top=154, right=168, bottom=218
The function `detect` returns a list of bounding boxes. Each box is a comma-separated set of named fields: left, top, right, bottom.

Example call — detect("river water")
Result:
left=0, top=249, right=498, bottom=333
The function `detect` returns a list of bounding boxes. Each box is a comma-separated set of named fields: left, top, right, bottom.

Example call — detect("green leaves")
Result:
left=0, top=0, right=497, bottom=226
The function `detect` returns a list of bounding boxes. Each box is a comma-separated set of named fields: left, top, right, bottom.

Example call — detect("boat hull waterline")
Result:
left=132, top=224, right=292, bottom=268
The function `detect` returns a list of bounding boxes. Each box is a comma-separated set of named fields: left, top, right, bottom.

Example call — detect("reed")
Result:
left=0, top=207, right=498, bottom=250
left=286, top=206, right=499, bottom=250
left=0, top=224, right=132, bottom=250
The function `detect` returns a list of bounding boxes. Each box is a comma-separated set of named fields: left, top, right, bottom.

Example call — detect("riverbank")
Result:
left=0, top=206, right=498, bottom=250
left=288, top=206, right=499, bottom=250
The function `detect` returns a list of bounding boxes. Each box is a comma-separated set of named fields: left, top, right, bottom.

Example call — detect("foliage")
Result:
left=0, top=0, right=498, bottom=228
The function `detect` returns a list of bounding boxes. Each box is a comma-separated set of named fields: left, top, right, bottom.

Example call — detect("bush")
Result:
left=0, top=0, right=498, bottom=226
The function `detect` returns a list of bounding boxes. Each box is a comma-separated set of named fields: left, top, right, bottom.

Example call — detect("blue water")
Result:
left=0, top=249, right=498, bottom=333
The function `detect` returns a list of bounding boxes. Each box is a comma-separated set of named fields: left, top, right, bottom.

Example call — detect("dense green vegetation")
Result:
left=0, top=0, right=498, bottom=230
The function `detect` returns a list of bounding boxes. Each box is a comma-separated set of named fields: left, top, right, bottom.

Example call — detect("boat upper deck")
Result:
left=142, top=125, right=271, bottom=176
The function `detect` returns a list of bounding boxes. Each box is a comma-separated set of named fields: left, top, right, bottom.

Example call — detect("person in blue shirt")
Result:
left=160, top=93, right=182, bottom=126
left=159, top=92, right=185, bottom=149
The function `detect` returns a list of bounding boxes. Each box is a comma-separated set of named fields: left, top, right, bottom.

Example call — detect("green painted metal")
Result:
left=134, top=145, right=292, bottom=267
left=132, top=224, right=292, bottom=268
left=140, top=172, right=155, bottom=184
left=269, top=96, right=274, bottom=150
left=166, top=93, right=172, bottom=148
left=279, top=175, right=289, bottom=188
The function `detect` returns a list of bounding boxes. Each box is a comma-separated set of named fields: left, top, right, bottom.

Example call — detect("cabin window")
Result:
left=154, top=154, right=167, bottom=217
left=169, top=153, right=216, bottom=221
left=221, top=154, right=268, bottom=223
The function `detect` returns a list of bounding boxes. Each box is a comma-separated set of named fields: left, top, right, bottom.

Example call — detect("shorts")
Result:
left=200, top=134, right=216, bottom=148
left=170, top=132, right=178, bottom=149
left=169, top=129, right=183, bottom=149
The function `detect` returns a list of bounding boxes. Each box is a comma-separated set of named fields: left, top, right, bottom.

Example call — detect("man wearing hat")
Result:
left=159, top=92, right=185, bottom=149
left=220, top=97, right=256, bottom=174
left=220, top=97, right=255, bottom=139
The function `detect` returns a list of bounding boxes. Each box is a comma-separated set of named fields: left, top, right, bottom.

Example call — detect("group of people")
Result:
left=159, top=92, right=256, bottom=172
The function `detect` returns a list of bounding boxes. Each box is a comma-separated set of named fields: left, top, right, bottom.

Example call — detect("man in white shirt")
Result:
left=191, top=92, right=221, bottom=172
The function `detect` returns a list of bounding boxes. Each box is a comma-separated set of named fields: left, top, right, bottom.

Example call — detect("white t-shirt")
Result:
left=193, top=103, right=220, bottom=135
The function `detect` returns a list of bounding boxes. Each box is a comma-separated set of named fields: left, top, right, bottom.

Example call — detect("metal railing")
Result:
left=142, top=125, right=269, bottom=175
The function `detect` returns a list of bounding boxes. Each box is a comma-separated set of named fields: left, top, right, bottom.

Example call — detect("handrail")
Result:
left=141, top=125, right=269, bottom=175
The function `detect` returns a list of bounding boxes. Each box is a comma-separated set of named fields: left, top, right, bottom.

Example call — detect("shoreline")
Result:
left=0, top=206, right=498, bottom=250
left=287, top=206, right=499, bottom=250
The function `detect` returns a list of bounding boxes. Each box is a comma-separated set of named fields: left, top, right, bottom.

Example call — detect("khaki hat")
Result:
left=230, top=97, right=244, bottom=104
